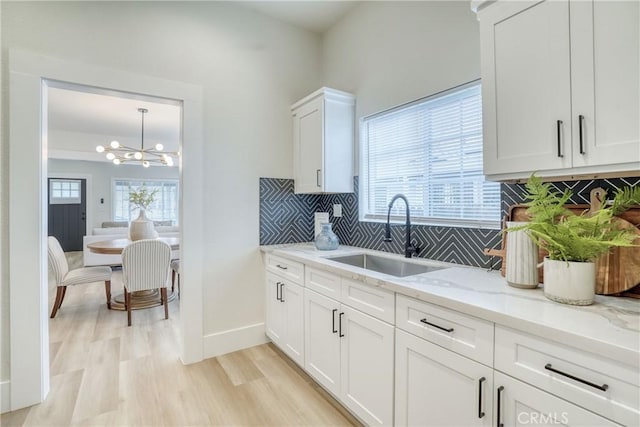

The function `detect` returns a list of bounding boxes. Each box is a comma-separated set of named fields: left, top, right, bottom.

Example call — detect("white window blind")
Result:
left=361, top=82, right=501, bottom=228
left=113, top=179, right=179, bottom=224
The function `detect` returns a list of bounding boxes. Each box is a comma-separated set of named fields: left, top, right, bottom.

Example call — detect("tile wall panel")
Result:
left=260, top=176, right=639, bottom=269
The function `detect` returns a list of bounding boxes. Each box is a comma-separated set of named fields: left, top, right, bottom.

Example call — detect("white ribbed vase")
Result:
left=505, top=221, right=539, bottom=289
left=129, top=209, right=158, bottom=241
left=543, top=258, right=596, bottom=306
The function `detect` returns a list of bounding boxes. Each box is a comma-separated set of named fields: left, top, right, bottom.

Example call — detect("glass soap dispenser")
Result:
left=315, top=222, right=339, bottom=250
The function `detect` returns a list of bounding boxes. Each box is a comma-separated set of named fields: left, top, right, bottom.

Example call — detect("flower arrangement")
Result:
left=129, top=186, right=158, bottom=211
left=512, top=175, right=640, bottom=262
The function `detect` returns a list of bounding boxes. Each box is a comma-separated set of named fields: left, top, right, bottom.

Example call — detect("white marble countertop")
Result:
left=261, top=243, right=640, bottom=366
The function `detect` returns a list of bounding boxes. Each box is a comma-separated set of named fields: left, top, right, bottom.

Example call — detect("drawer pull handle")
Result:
left=276, top=264, right=288, bottom=270
left=332, top=309, right=338, bottom=333
left=276, top=282, right=281, bottom=302
left=316, top=169, right=321, bottom=187
left=279, top=283, right=285, bottom=303
left=478, top=377, right=486, bottom=419
left=556, top=120, right=564, bottom=158
left=544, top=364, right=609, bottom=392
left=496, top=386, right=504, bottom=427
left=420, top=318, right=454, bottom=333
left=339, top=312, right=345, bottom=337
left=578, top=115, right=586, bottom=154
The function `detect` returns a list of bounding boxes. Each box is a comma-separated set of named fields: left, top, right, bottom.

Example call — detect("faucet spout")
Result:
left=384, top=194, right=420, bottom=258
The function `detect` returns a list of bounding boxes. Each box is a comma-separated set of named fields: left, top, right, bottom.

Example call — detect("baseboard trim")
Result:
left=203, top=322, right=269, bottom=359
left=1, top=380, right=10, bottom=414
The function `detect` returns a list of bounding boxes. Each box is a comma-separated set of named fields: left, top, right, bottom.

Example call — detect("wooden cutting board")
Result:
left=589, top=188, right=640, bottom=295
left=491, top=196, right=640, bottom=297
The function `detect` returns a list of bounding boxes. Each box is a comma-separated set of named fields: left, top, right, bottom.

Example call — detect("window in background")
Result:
left=49, top=179, right=82, bottom=204
left=360, top=81, right=501, bottom=229
left=113, top=179, right=179, bottom=224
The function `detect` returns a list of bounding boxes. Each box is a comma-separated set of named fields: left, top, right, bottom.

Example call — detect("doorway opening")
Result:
left=8, top=51, right=204, bottom=411
left=45, top=81, right=185, bottom=378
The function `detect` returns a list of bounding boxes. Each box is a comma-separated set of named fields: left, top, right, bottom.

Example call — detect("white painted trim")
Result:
left=47, top=172, right=93, bottom=237
left=203, top=323, right=270, bottom=359
left=1, top=380, right=10, bottom=414
left=8, top=49, right=204, bottom=411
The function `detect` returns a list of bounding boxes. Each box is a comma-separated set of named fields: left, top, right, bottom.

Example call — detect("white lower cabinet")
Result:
left=395, top=329, right=494, bottom=427
left=265, top=258, right=635, bottom=427
left=304, top=287, right=341, bottom=394
left=265, top=272, right=304, bottom=366
left=304, top=288, right=394, bottom=426
left=494, top=372, right=620, bottom=427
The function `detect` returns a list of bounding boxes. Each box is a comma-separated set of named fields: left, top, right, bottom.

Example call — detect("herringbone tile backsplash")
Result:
left=260, top=176, right=639, bottom=269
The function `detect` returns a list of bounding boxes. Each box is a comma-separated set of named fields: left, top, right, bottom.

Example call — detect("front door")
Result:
left=48, top=178, right=87, bottom=251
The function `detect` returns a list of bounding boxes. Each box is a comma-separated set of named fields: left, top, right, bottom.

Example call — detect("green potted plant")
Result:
left=512, top=175, right=639, bottom=305
left=128, top=186, right=159, bottom=241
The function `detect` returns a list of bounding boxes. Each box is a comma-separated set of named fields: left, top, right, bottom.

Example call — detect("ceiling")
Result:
left=47, top=1, right=358, bottom=163
left=48, top=86, right=181, bottom=163
left=239, top=1, right=359, bottom=33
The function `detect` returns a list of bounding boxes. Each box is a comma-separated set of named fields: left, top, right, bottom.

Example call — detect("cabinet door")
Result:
left=265, top=273, right=285, bottom=345
left=282, top=281, right=304, bottom=367
left=570, top=0, right=640, bottom=168
left=340, top=305, right=394, bottom=426
left=293, top=96, right=324, bottom=194
left=494, top=372, right=620, bottom=426
left=395, top=329, right=494, bottom=427
left=304, top=288, right=341, bottom=396
left=481, top=0, right=572, bottom=176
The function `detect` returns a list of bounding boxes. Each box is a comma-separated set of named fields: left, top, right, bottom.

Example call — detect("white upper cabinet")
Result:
left=478, top=0, right=640, bottom=180
left=570, top=0, right=640, bottom=168
left=292, top=88, right=355, bottom=194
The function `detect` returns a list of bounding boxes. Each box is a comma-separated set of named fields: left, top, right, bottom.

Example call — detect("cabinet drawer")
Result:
left=495, top=326, right=639, bottom=426
left=494, top=372, right=620, bottom=427
left=305, top=267, right=341, bottom=300
left=266, top=254, right=304, bottom=285
left=396, top=295, right=494, bottom=366
left=341, top=278, right=394, bottom=324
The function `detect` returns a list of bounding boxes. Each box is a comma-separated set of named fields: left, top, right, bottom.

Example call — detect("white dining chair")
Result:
left=47, top=236, right=112, bottom=318
left=121, top=239, right=172, bottom=326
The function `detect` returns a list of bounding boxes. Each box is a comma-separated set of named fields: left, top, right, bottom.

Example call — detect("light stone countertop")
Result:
left=261, top=243, right=640, bottom=366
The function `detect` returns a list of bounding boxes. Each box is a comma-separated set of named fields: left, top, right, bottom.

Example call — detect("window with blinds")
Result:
left=361, top=82, right=501, bottom=228
left=113, top=179, right=179, bottom=224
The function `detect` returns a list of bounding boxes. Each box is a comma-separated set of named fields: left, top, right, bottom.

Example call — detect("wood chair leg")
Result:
left=105, top=280, right=112, bottom=309
left=161, top=288, right=169, bottom=320
left=171, top=270, right=176, bottom=293
left=50, top=287, right=64, bottom=318
left=60, top=286, right=68, bottom=305
left=126, top=291, right=132, bottom=327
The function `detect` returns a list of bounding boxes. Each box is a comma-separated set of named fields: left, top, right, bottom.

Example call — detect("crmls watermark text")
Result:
left=517, top=411, right=570, bottom=425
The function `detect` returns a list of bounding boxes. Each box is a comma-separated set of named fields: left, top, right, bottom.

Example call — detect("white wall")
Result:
left=322, top=1, right=481, bottom=172
left=1, top=0, right=322, bottom=389
left=48, top=158, right=179, bottom=230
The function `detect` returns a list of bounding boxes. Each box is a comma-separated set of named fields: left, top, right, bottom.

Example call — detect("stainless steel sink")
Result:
left=327, top=254, right=443, bottom=278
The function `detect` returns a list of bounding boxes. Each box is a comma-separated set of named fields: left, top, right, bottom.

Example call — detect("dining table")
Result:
left=87, top=237, right=180, bottom=311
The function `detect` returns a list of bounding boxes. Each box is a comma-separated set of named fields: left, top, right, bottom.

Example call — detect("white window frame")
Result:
left=111, top=177, right=180, bottom=224
left=48, top=178, right=82, bottom=204
left=359, top=80, right=501, bottom=230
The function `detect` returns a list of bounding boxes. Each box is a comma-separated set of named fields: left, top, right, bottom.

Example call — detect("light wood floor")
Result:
left=2, top=256, right=359, bottom=426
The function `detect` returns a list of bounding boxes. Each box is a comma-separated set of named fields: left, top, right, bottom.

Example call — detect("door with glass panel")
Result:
left=48, top=178, right=86, bottom=251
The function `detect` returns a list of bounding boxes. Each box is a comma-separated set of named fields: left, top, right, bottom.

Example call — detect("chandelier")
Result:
left=96, top=108, right=177, bottom=167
